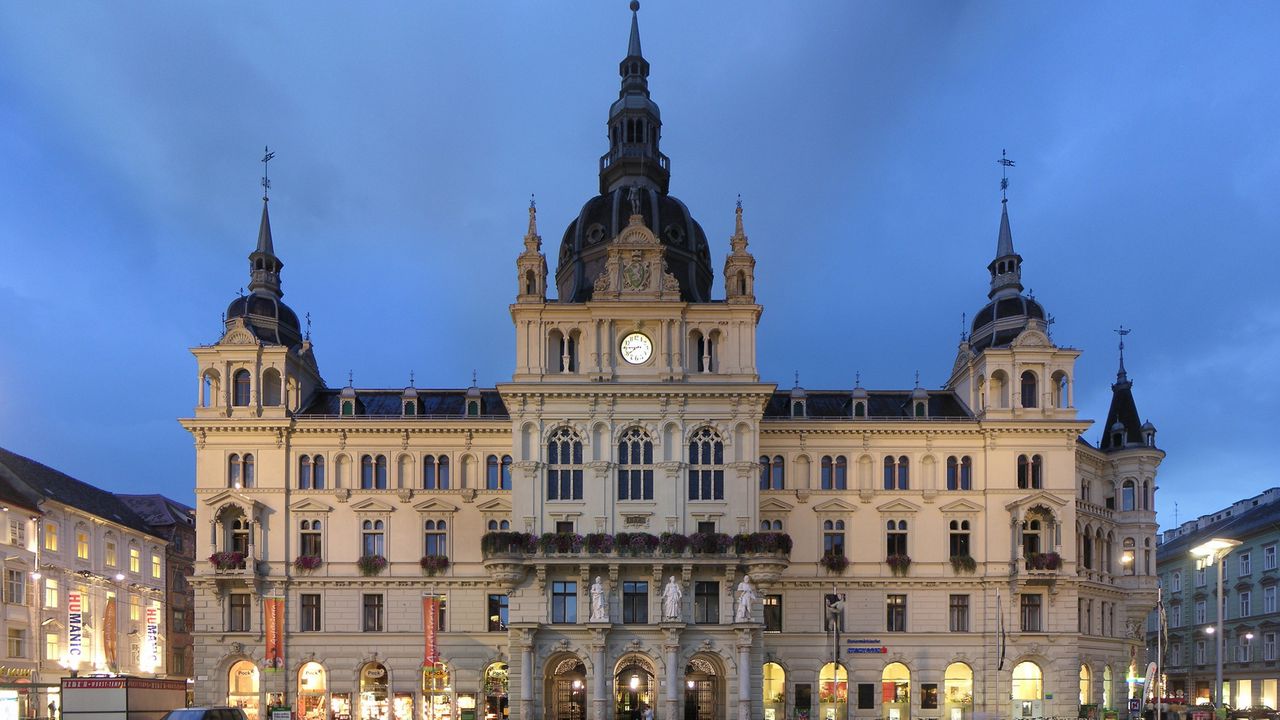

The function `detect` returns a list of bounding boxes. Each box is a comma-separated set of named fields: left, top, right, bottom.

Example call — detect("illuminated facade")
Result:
left=184, top=5, right=1164, bottom=720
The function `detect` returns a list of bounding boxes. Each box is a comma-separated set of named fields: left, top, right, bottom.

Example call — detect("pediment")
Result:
left=288, top=499, right=333, bottom=513
left=350, top=498, right=397, bottom=513
left=476, top=497, right=512, bottom=513
left=938, top=499, right=985, bottom=514
left=218, top=318, right=260, bottom=346
left=413, top=497, right=459, bottom=513
left=812, top=498, right=858, bottom=514
left=1012, top=327, right=1052, bottom=348
left=758, top=497, right=796, bottom=513
left=204, top=490, right=257, bottom=508
left=875, top=499, right=922, bottom=514
left=1004, top=490, right=1068, bottom=513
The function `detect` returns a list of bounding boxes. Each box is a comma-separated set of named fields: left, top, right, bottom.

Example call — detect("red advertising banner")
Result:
left=103, top=596, right=117, bottom=672
left=422, top=595, right=439, bottom=666
left=265, top=597, right=284, bottom=670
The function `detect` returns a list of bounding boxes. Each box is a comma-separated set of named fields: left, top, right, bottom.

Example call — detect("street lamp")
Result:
left=1190, top=538, right=1241, bottom=709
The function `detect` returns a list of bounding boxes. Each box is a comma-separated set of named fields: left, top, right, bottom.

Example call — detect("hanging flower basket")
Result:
left=1026, top=552, right=1062, bottom=570
left=820, top=552, right=849, bottom=573
left=949, top=554, right=976, bottom=573
left=293, top=555, right=324, bottom=572
left=659, top=532, right=689, bottom=554
left=887, top=554, right=912, bottom=575
left=357, top=554, right=388, bottom=576
left=689, top=532, right=733, bottom=554
left=420, top=555, right=450, bottom=576
left=538, top=532, right=584, bottom=554
left=734, top=532, right=794, bottom=555
left=481, top=531, right=537, bottom=556
left=584, top=533, right=614, bottom=554
left=614, top=532, right=660, bottom=556
left=209, top=551, right=246, bottom=571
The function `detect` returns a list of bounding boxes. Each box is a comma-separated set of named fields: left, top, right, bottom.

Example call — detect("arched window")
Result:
left=760, top=520, right=782, bottom=531
left=423, top=520, right=447, bottom=557
left=818, top=662, right=847, bottom=717
left=759, top=455, right=785, bottom=491
left=949, top=520, right=970, bottom=557
left=423, top=456, right=437, bottom=489
left=687, top=427, right=725, bottom=501
left=501, top=455, right=512, bottom=489
left=1011, top=661, right=1043, bottom=701
left=1079, top=664, right=1091, bottom=705
left=1017, top=455, right=1043, bottom=490
left=361, top=520, right=385, bottom=557
left=944, top=662, right=973, bottom=709
left=854, top=401, right=866, bottom=417
left=947, top=456, right=974, bottom=490
left=525, top=270, right=536, bottom=296
left=242, top=454, right=254, bottom=487
left=360, top=455, right=388, bottom=490
left=487, top=519, right=511, bottom=531
left=883, top=456, right=894, bottom=490
left=486, top=455, right=500, bottom=490
left=1082, top=532, right=1094, bottom=570
left=884, top=456, right=909, bottom=490
left=299, top=455, right=313, bottom=489
left=960, top=456, right=972, bottom=489
left=1021, top=371, right=1038, bottom=408
left=763, top=662, right=785, bottom=714
left=228, top=454, right=240, bottom=488
left=547, top=427, right=584, bottom=501
left=821, top=456, right=847, bottom=490
left=201, top=372, right=215, bottom=408
left=1121, top=480, right=1136, bottom=512
left=882, top=663, right=910, bottom=706
left=262, top=368, right=282, bottom=407
left=1052, top=371, right=1069, bottom=409
left=618, top=427, right=654, bottom=501
left=1021, top=517, right=1043, bottom=556
left=233, top=370, right=251, bottom=407
left=946, top=456, right=958, bottom=490
left=361, top=455, right=373, bottom=489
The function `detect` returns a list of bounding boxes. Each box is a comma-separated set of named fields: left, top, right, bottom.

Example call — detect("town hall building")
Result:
left=183, top=5, right=1163, bottom=720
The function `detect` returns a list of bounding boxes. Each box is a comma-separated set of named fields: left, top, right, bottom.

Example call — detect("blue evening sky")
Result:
left=1, top=2, right=1277, bottom=529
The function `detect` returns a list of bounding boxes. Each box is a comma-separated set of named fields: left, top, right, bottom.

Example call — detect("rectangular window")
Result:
left=1240, top=553, right=1252, bottom=576
left=1265, top=544, right=1277, bottom=571
left=45, top=632, right=59, bottom=661
left=4, top=570, right=24, bottom=605
left=1195, top=567, right=1205, bottom=587
left=551, top=581, right=577, bottom=624
left=6, top=629, right=25, bottom=658
left=106, top=540, right=117, bottom=568
left=1171, top=571, right=1182, bottom=593
left=487, top=594, right=509, bottom=632
left=694, top=581, right=719, bottom=624
left=1238, top=636, right=1252, bottom=662
left=76, top=532, right=89, bottom=560
left=228, top=593, right=250, bottom=632
left=763, top=594, right=782, bottom=632
left=1170, top=643, right=1182, bottom=667
left=1020, top=594, right=1043, bottom=632
left=1263, top=632, right=1277, bottom=662
left=8, top=520, right=25, bottom=547
left=300, top=524, right=323, bottom=558
left=1195, top=640, right=1206, bottom=664
left=362, top=594, right=384, bottom=632
left=44, top=579, right=58, bottom=608
left=151, top=554, right=162, bottom=579
left=129, top=547, right=140, bottom=573
left=921, top=684, right=939, bottom=710
left=622, top=582, right=648, bottom=624
left=437, top=595, right=448, bottom=631
left=172, top=650, right=187, bottom=676
left=555, top=521, right=575, bottom=534
left=886, top=594, right=906, bottom=632
left=1265, top=586, right=1277, bottom=614
left=301, top=594, right=321, bottom=632
left=130, top=595, right=140, bottom=622
left=1169, top=604, right=1182, bottom=628
left=1195, top=600, right=1206, bottom=625
left=423, top=521, right=447, bottom=557
left=857, top=684, right=876, bottom=710
left=949, top=594, right=969, bottom=632
left=172, top=609, right=187, bottom=634
left=44, top=523, right=58, bottom=552
left=1240, top=591, right=1251, bottom=617
left=697, top=521, right=716, bottom=534
left=886, top=524, right=907, bottom=557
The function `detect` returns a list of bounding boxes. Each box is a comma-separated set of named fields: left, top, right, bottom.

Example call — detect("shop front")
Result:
left=421, top=664, right=451, bottom=720
left=228, top=660, right=262, bottom=720
left=818, top=662, right=847, bottom=720
left=943, top=663, right=973, bottom=720
left=360, top=662, right=389, bottom=720
left=881, top=663, right=910, bottom=720
left=762, top=663, right=785, bottom=720
left=482, top=663, right=508, bottom=720
left=1010, top=662, right=1043, bottom=719
left=298, top=662, right=327, bottom=720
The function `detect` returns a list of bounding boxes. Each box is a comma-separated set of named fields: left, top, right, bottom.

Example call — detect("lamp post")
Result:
left=1190, top=538, right=1241, bottom=710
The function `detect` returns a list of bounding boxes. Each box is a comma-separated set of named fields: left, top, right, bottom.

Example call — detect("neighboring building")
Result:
left=0, top=447, right=171, bottom=719
left=1148, top=488, right=1280, bottom=709
left=118, top=494, right=197, bottom=682
left=182, top=6, right=1163, bottom=720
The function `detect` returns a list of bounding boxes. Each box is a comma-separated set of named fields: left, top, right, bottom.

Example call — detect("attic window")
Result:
left=914, top=402, right=925, bottom=417
left=341, top=400, right=354, bottom=416
left=791, top=401, right=805, bottom=418
left=854, top=402, right=866, bottom=418
left=467, top=401, right=480, bottom=416
left=403, top=401, right=416, bottom=416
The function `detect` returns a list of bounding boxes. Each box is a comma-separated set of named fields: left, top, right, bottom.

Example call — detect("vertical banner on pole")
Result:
left=265, top=597, right=285, bottom=670
left=103, top=595, right=118, bottom=672
left=422, top=595, right=440, bottom=666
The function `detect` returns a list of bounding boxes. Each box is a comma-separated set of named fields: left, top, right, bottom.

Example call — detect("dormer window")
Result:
left=791, top=401, right=806, bottom=418
left=854, top=402, right=866, bottom=417
left=403, top=401, right=417, bottom=416
left=467, top=401, right=480, bottom=416
left=341, top=400, right=355, bottom=416
left=914, top=402, right=925, bottom=417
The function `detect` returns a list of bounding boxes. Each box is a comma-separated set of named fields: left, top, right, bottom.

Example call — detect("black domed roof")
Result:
left=555, top=185, right=712, bottom=303
left=226, top=291, right=303, bottom=346
left=969, top=294, right=1046, bottom=351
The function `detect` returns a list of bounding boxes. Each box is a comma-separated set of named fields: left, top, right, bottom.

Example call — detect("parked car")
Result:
left=161, top=708, right=250, bottom=720
left=1230, top=706, right=1278, bottom=720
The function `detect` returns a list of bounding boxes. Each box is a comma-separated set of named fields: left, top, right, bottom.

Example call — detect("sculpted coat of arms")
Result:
left=623, top=259, right=650, bottom=290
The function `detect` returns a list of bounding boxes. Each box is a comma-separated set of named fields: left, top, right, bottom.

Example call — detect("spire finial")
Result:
left=794, top=371, right=800, bottom=389
left=348, top=370, right=354, bottom=387
left=914, top=370, right=920, bottom=388
left=472, top=369, right=478, bottom=386
left=998, top=148, right=1015, bottom=203
left=1114, top=325, right=1131, bottom=382
left=409, top=370, right=415, bottom=386
left=855, top=371, right=861, bottom=388
left=261, top=146, right=275, bottom=201
left=960, top=312, right=968, bottom=342
left=305, top=312, right=312, bottom=341
left=527, top=194, right=538, bottom=235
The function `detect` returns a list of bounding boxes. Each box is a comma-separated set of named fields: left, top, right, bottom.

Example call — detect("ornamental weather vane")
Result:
left=261, top=146, right=276, bottom=200
left=998, top=149, right=1015, bottom=202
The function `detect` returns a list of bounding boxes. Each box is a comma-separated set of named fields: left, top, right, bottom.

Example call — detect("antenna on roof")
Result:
left=998, top=149, right=1015, bottom=203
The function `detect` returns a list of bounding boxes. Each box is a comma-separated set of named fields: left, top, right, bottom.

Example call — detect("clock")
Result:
left=619, top=332, right=653, bottom=365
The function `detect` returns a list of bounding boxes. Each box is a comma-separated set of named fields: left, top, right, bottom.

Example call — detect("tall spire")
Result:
left=248, top=146, right=283, bottom=299
left=987, top=149, right=1022, bottom=300
left=599, top=0, right=670, bottom=194
left=1101, top=325, right=1145, bottom=451
left=1114, top=325, right=1131, bottom=386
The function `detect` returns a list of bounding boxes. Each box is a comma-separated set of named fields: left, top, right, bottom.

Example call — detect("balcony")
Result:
left=1076, top=499, right=1114, bottom=521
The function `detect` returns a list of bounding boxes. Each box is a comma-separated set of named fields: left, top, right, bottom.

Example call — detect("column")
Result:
left=591, top=641, right=606, bottom=720
left=521, top=644, right=534, bottom=720
left=737, top=635, right=752, bottom=720
left=664, top=640, right=680, bottom=720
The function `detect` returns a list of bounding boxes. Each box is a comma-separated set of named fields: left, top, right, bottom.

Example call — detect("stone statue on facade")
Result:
left=589, top=576, right=608, bottom=622
left=661, top=576, right=683, bottom=621
left=735, top=574, right=758, bottom=622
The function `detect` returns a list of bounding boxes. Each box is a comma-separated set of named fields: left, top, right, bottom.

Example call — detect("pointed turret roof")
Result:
left=256, top=197, right=275, bottom=256
left=1100, top=333, right=1146, bottom=451
left=995, top=200, right=1014, bottom=259
left=627, top=0, right=643, bottom=58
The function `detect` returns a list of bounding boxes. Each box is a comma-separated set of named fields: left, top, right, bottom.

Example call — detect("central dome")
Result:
left=556, top=186, right=712, bottom=302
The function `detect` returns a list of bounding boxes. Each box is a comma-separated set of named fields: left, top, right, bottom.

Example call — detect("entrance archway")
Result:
left=943, top=663, right=972, bottom=720
left=298, top=662, right=327, bottom=720
left=482, top=663, right=508, bottom=720
left=359, top=662, right=389, bottom=720
left=545, top=657, right=586, bottom=720
left=227, top=660, right=260, bottom=720
left=684, top=656, right=721, bottom=720
left=763, top=663, right=786, bottom=720
left=819, top=662, right=847, bottom=720
left=882, top=663, right=910, bottom=720
left=614, top=655, right=655, bottom=720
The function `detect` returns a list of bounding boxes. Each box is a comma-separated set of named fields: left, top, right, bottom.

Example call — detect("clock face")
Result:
left=619, top=332, right=653, bottom=365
